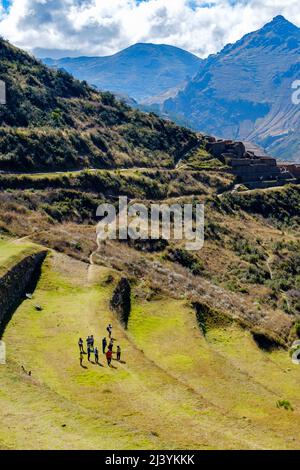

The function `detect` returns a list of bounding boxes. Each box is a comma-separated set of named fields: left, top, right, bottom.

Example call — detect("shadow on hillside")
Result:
left=252, top=332, right=281, bottom=352
left=112, top=358, right=126, bottom=364
left=0, top=259, right=44, bottom=339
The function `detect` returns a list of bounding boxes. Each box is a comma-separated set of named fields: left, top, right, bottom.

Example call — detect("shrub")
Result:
left=294, top=321, right=300, bottom=338
left=276, top=400, right=294, bottom=411
left=167, top=248, right=204, bottom=276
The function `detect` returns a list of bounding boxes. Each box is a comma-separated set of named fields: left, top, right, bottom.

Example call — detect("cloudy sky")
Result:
left=0, top=0, right=300, bottom=58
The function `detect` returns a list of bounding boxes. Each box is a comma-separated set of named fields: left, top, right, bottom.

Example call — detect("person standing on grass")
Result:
left=91, top=335, right=95, bottom=350
left=86, top=336, right=90, bottom=350
left=94, top=347, right=99, bottom=364
left=106, top=349, right=112, bottom=367
left=108, top=339, right=114, bottom=352
left=78, top=338, right=84, bottom=353
left=102, top=337, right=107, bottom=354
left=87, top=345, right=91, bottom=362
left=107, top=324, right=112, bottom=339
left=117, top=346, right=121, bottom=362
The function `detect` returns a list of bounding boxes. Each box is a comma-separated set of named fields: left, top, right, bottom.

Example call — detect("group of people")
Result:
left=78, top=324, right=122, bottom=368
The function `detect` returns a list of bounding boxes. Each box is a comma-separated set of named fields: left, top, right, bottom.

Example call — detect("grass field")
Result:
left=0, top=238, right=42, bottom=276
left=0, top=240, right=300, bottom=449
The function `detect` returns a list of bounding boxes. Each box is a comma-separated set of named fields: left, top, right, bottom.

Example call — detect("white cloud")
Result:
left=0, top=0, right=300, bottom=57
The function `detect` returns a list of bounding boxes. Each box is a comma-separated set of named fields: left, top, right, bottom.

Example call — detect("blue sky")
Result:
left=0, top=1, right=299, bottom=58
left=2, top=0, right=10, bottom=10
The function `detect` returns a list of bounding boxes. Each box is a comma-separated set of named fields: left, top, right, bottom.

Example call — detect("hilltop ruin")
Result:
left=205, top=137, right=297, bottom=188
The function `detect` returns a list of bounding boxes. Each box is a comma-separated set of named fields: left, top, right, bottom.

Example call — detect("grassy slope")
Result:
left=0, top=237, right=43, bottom=276
left=0, top=168, right=234, bottom=200
left=0, top=241, right=300, bottom=450
left=129, top=299, right=300, bottom=438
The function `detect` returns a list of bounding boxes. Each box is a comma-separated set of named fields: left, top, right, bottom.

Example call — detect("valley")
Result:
left=0, top=31, right=300, bottom=451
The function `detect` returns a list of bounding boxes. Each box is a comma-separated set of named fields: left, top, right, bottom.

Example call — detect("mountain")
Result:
left=43, top=43, right=201, bottom=103
left=163, top=15, right=300, bottom=162
left=0, top=39, right=198, bottom=172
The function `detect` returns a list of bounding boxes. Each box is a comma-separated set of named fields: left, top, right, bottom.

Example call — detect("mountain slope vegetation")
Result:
left=0, top=39, right=198, bottom=172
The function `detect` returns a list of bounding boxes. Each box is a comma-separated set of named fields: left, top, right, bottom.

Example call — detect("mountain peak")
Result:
left=163, top=12, right=300, bottom=163
left=271, top=15, right=290, bottom=24
left=262, top=14, right=299, bottom=34
left=43, top=43, right=201, bottom=102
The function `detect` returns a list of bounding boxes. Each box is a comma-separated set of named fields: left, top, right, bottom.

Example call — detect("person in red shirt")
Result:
left=106, top=349, right=112, bottom=367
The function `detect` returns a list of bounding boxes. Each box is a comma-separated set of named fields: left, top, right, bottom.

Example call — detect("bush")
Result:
left=294, top=321, right=300, bottom=338
left=167, top=248, right=204, bottom=276
left=276, top=400, right=294, bottom=411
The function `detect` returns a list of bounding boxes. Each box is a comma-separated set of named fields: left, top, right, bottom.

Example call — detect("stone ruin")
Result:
left=205, top=137, right=295, bottom=184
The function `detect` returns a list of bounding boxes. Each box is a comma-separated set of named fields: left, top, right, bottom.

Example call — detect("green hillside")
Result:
left=0, top=39, right=198, bottom=172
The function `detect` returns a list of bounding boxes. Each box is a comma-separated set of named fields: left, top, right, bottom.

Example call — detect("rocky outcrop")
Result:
left=110, top=278, right=131, bottom=329
left=0, top=250, right=48, bottom=335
